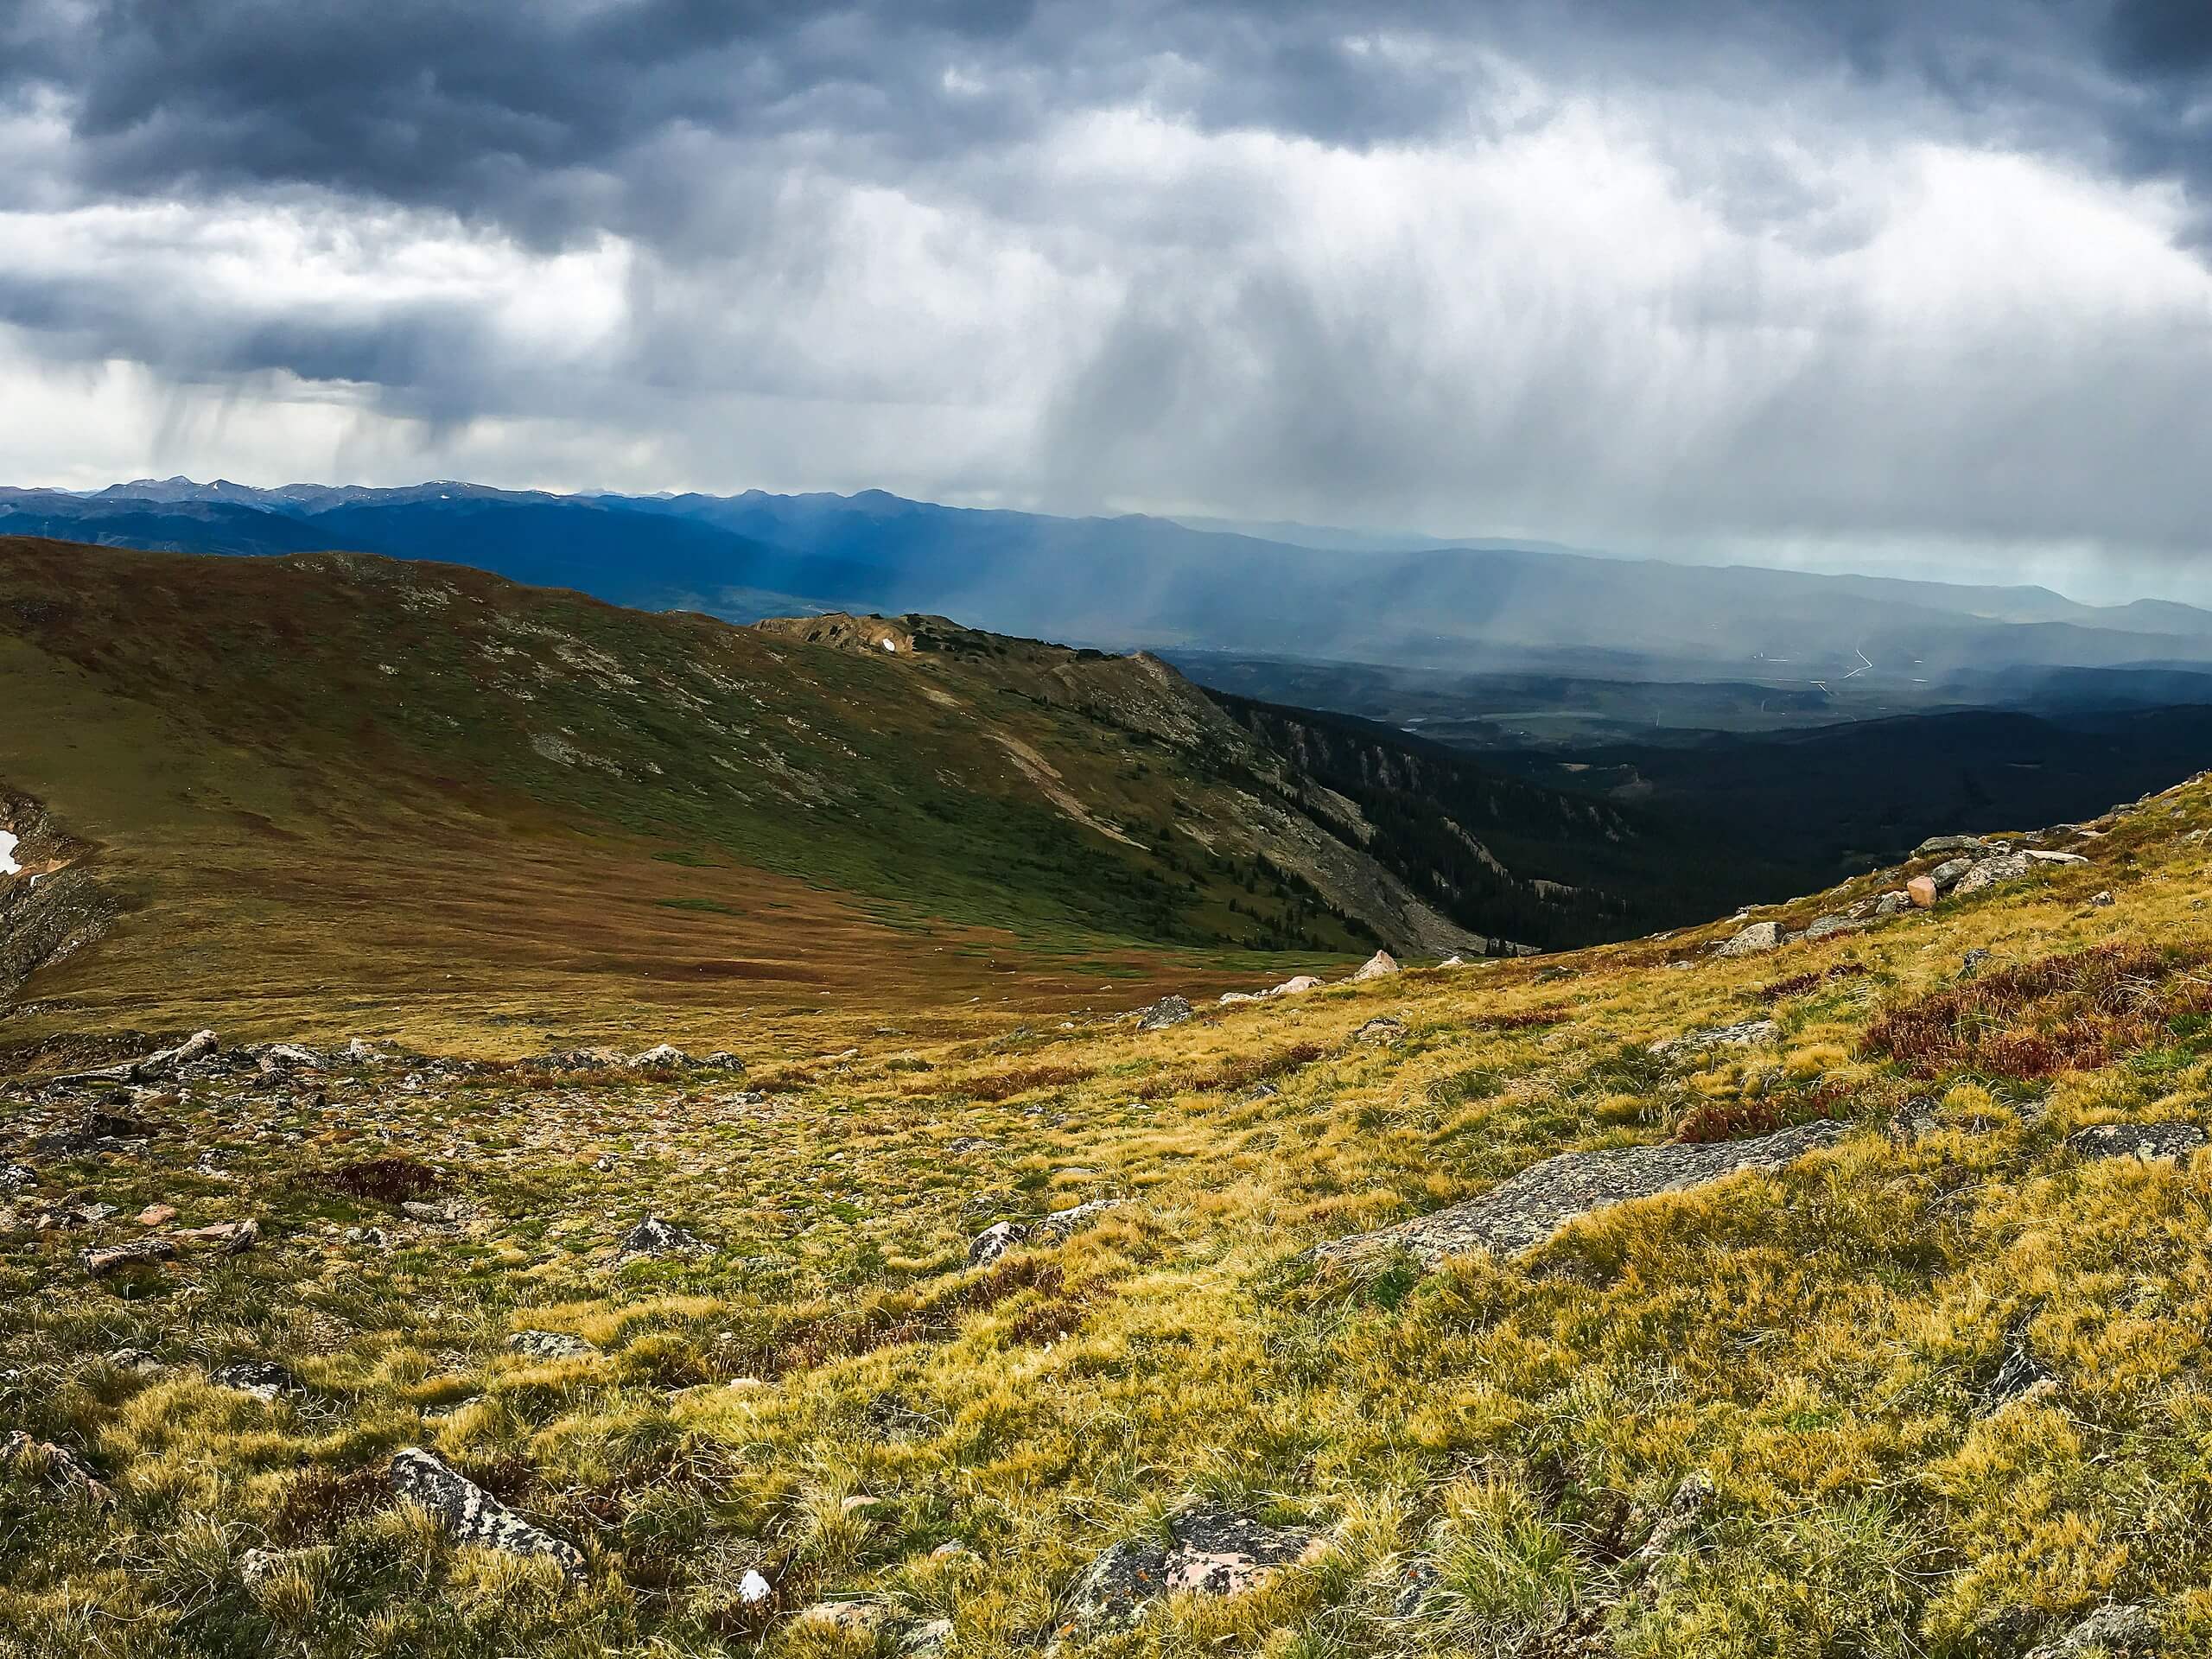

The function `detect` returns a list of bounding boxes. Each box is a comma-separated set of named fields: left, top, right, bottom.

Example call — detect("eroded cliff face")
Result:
left=0, top=792, right=111, bottom=1010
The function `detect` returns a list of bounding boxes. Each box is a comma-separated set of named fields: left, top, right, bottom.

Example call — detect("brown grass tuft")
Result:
left=315, top=1155, right=446, bottom=1205
left=1757, top=962, right=1869, bottom=1002
left=1860, top=942, right=2211, bottom=1078
left=956, top=1063, right=1095, bottom=1103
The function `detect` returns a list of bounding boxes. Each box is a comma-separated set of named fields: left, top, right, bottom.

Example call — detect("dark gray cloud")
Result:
left=6, top=0, right=2212, bottom=584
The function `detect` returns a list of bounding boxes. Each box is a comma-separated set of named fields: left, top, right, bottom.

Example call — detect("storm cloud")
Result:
left=6, top=0, right=2212, bottom=586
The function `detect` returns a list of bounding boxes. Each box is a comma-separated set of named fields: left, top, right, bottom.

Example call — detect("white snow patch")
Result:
left=0, top=830, right=19, bottom=876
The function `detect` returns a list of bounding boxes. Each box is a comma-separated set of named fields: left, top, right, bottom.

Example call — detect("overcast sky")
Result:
left=6, top=1, right=2212, bottom=596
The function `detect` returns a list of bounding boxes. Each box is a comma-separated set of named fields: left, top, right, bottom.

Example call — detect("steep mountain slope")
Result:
left=6, top=696, right=2212, bottom=1653
left=0, top=539, right=1669, bottom=1050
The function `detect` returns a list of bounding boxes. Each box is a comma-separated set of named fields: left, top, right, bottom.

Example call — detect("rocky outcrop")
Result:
left=389, top=1447, right=584, bottom=1580
left=1349, top=950, right=1399, bottom=982
left=1313, top=1120, right=1849, bottom=1266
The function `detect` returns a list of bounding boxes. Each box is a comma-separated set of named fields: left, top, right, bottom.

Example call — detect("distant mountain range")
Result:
left=9, top=477, right=2212, bottom=684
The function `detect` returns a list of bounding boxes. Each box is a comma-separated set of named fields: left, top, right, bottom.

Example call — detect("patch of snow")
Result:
left=0, top=830, right=19, bottom=876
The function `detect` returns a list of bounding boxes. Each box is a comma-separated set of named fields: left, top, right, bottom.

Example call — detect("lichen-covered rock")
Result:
left=968, top=1219, right=1027, bottom=1266
left=1354, top=1016, right=1406, bottom=1044
left=1314, top=1119, right=1849, bottom=1266
left=2024, top=849, right=2090, bottom=867
left=2023, top=1603, right=2155, bottom=1658
left=1716, top=921, right=1780, bottom=957
left=1929, top=856, right=1975, bottom=891
left=615, top=1214, right=707, bottom=1262
left=1633, top=1473, right=1714, bottom=1565
left=1035, top=1198, right=1125, bottom=1242
left=507, top=1330, right=598, bottom=1360
left=1650, top=1019, right=1777, bottom=1058
left=82, top=1237, right=178, bottom=1277
left=1801, top=914, right=1858, bottom=941
left=1061, top=1503, right=1325, bottom=1636
left=388, top=1446, right=584, bottom=1580
left=1952, top=852, right=2032, bottom=898
left=210, top=1361, right=299, bottom=1402
left=1135, top=995, right=1193, bottom=1031
left=2066, top=1122, right=2207, bottom=1162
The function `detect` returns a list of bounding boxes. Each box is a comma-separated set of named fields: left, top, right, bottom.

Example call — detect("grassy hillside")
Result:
left=3, top=721, right=2209, bottom=1653
left=5, top=538, right=1662, bottom=1056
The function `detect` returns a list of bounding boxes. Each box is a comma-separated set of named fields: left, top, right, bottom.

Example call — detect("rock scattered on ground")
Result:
left=1348, top=950, right=1400, bottom=982
left=2066, top=1122, right=2207, bottom=1162
left=1650, top=1019, right=1778, bottom=1057
left=1355, top=1016, right=1406, bottom=1045
left=2024, top=849, right=2089, bottom=867
left=969, top=1219, right=1026, bottom=1266
left=81, top=1237, right=177, bottom=1277
left=1633, top=1473, right=1714, bottom=1566
left=1801, top=914, right=1858, bottom=941
left=2090, top=890, right=2115, bottom=907
left=1135, top=995, right=1193, bottom=1032
left=614, top=1214, right=707, bottom=1262
left=1035, top=1198, right=1125, bottom=1242
left=1314, top=1119, right=1849, bottom=1267
left=209, top=1361, right=298, bottom=1402
left=1906, top=875, right=1938, bottom=908
left=1981, top=1314, right=2055, bottom=1412
left=389, top=1446, right=585, bottom=1580
left=2023, top=1604, right=2155, bottom=1658
left=1952, top=852, right=2032, bottom=898
left=175, top=1217, right=258, bottom=1254
left=508, top=1330, right=599, bottom=1360
left=1, top=1430, right=109, bottom=1503
left=1061, top=1503, right=1327, bottom=1637
left=1929, top=856, right=1974, bottom=891
left=1716, top=921, right=1781, bottom=957
left=1914, top=834, right=1989, bottom=857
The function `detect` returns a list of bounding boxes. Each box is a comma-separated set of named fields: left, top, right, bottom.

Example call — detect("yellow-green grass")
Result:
left=3, top=754, right=2208, bottom=1653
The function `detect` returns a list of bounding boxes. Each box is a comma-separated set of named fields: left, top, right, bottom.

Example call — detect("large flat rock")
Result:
left=1313, top=1119, right=1850, bottom=1266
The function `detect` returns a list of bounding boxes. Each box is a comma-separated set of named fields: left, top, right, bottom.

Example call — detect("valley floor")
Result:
left=5, top=772, right=2212, bottom=1656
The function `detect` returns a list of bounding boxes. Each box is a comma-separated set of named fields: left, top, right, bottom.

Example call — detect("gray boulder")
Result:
left=1914, top=834, right=1989, bottom=857
left=1929, top=857, right=1974, bottom=891
left=389, top=1447, right=584, bottom=1580
left=507, top=1330, right=599, bottom=1361
left=1716, top=921, right=1781, bottom=957
left=1313, top=1119, right=1848, bottom=1267
left=1872, top=890, right=1913, bottom=918
left=1035, top=1198, right=1126, bottom=1242
left=1348, top=950, right=1401, bottom=982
